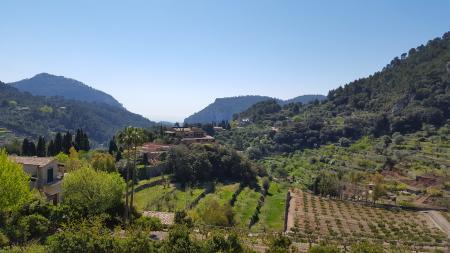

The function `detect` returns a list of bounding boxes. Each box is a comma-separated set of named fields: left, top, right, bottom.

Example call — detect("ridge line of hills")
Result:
left=217, top=31, right=450, bottom=159
left=184, top=94, right=326, bottom=124
left=9, top=73, right=123, bottom=108
left=0, top=75, right=155, bottom=145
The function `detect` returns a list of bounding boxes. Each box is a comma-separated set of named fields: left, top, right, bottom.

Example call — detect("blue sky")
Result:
left=1, top=1, right=449, bottom=122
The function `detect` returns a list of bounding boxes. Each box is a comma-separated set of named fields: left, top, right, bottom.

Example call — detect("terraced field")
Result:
left=287, top=189, right=449, bottom=250
left=233, top=187, right=260, bottom=227
left=133, top=178, right=289, bottom=231
left=261, top=130, right=450, bottom=209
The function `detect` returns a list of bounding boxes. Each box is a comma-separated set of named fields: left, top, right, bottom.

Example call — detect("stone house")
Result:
left=10, top=156, right=62, bottom=204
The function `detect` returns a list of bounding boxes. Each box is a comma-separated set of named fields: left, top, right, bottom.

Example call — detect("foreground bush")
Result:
left=62, top=167, right=125, bottom=217
left=0, top=149, right=31, bottom=212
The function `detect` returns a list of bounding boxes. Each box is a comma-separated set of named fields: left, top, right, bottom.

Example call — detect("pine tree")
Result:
left=22, top=138, right=29, bottom=156
left=36, top=136, right=46, bottom=157
left=54, top=132, right=63, bottom=154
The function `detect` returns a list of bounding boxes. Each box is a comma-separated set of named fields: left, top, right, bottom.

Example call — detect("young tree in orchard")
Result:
left=371, top=173, right=386, bottom=203
left=117, top=126, right=146, bottom=224
left=0, top=149, right=31, bottom=212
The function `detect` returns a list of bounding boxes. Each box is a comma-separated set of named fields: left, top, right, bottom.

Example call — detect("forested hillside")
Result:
left=0, top=83, right=154, bottom=144
left=10, top=73, right=123, bottom=108
left=184, top=94, right=325, bottom=124
left=218, top=31, right=450, bottom=158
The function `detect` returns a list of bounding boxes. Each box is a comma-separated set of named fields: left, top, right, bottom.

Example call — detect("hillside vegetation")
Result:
left=219, top=31, right=450, bottom=158
left=0, top=83, right=154, bottom=144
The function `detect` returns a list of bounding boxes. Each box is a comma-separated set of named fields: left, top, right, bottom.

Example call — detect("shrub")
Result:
left=308, top=244, right=341, bottom=253
left=0, top=243, right=47, bottom=253
left=114, top=228, right=157, bottom=253
left=196, top=198, right=234, bottom=226
left=62, top=167, right=125, bottom=217
left=134, top=216, right=162, bottom=231
left=267, top=234, right=291, bottom=253
left=0, top=231, right=9, bottom=247
left=160, top=225, right=201, bottom=253
left=351, top=242, right=383, bottom=253
left=203, top=232, right=244, bottom=253
left=16, top=214, right=50, bottom=241
left=46, top=218, right=115, bottom=253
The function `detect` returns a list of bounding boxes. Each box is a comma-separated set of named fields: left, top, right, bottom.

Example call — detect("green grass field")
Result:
left=133, top=180, right=288, bottom=231
left=252, top=182, right=288, bottom=232
left=133, top=183, right=204, bottom=212
left=196, top=183, right=239, bottom=207
left=233, top=187, right=260, bottom=227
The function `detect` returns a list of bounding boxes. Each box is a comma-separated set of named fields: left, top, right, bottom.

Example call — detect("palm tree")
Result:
left=117, top=126, right=146, bottom=224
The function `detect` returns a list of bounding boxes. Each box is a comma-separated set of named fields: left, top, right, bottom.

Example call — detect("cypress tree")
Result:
left=22, top=138, right=29, bottom=156
left=47, top=140, right=55, bottom=156
left=74, top=129, right=82, bottom=151
left=142, top=153, right=149, bottom=166
left=82, top=133, right=90, bottom=151
left=54, top=132, right=63, bottom=154
left=62, top=132, right=73, bottom=154
left=108, top=137, right=118, bottom=154
left=28, top=141, right=36, bottom=156
left=115, top=150, right=122, bottom=162
left=36, top=136, right=46, bottom=157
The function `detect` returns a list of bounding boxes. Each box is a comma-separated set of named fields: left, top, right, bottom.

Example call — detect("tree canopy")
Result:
left=61, top=167, right=125, bottom=216
left=0, top=149, right=31, bottom=212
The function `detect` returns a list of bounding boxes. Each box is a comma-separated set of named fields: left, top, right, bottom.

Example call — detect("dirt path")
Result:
left=422, top=211, right=450, bottom=238
left=285, top=189, right=296, bottom=232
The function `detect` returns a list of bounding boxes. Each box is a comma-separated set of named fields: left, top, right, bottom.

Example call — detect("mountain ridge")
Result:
left=0, top=81, right=154, bottom=144
left=9, top=73, right=123, bottom=108
left=184, top=94, right=326, bottom=124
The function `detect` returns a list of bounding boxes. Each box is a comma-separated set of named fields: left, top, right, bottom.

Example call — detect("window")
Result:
left=47, top=168, right=54, bottom=183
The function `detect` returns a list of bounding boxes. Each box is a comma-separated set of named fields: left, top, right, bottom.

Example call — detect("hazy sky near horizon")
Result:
left=1, top=1, right=449, bottom=122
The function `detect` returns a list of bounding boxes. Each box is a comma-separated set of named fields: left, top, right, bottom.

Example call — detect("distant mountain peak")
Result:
left=9, top=73, right=123, bottom=108
left=184, top=94, right=326, bottom=124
